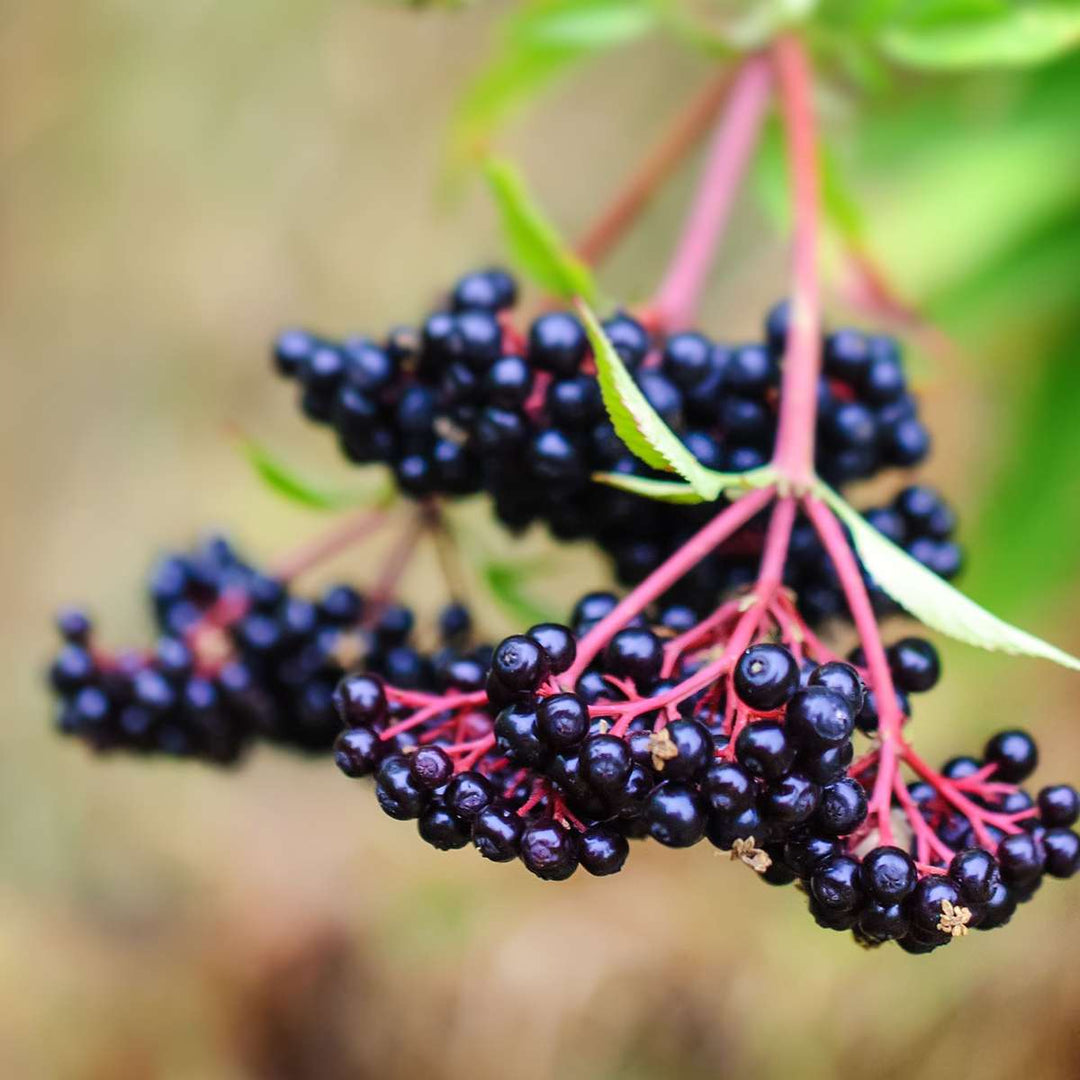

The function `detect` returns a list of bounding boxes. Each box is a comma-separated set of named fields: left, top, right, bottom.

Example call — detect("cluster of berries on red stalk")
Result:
left=47, top=535, right=491, bottom=762
left=335, top=583, right=1079, bottom=953
left=273, top=269, right=959, bottom=623
left=46, top=257, right=1078, bottom=955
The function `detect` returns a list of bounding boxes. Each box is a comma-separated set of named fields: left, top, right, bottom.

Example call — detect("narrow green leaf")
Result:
left=881, top=6, right=1080, bottom=70
left=591, top=472, right=708, bottom=504
left=449, top=46, right=579, bottom=171
left=816, top=483, right=1080, bottom=672
left=592, top=465, right=778, bottom=503
left=511, top=0, right=660, bottom=48
left=239, top=437, right=364, bottom=512
left=577, top=300, right=721, bottom=498
left=482, top=561, right=561, bottom=626
left=484, top=156, right=597, bottom=302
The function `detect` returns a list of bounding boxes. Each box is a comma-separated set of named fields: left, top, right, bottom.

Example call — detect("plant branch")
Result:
left=574, top=69, right=735, bottom=266
left=770, top=34, right=823, bottom=487
left=271, top=504, right=393, bottom=583
left=564, top=486, right=775, bottom=683
left=653, top=55, right=773, bottom=331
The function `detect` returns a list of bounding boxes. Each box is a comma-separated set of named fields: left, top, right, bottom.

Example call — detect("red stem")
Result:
left=802, top=494, right=902, bottom=846
left=653, top=55, right=773, bottom=331
left=271, top=504, right=392, bottom=583
left=575, top=69, right=735, bottom=266
left=770, top=34, right=823, bottom=488
left=564, top=486, right=775, bottom=684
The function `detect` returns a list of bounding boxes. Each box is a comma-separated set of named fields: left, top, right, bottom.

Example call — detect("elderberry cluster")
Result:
left=272, top=269, right=946, bottom=616
left=332, top=592, right=1079, bottom=952
left=47, top=537, right=484, bottom=762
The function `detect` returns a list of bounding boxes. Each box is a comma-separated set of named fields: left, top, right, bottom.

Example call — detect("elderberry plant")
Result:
left=46, top=19, right=1080, bottom=956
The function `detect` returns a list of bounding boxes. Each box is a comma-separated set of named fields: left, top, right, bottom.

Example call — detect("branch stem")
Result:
left=653, top=55, right=773, bottom=331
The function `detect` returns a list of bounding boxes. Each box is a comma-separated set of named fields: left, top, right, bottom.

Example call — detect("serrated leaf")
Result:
left=511, top=0, right=660, bottom=48
left=482, top=561, right=561, bottom=626
left=577, top=300, right=721, bottom=498
left=815, top=484, right=1080, bottom=672
left=484, top=156, right=598, bottom=302
left=881, top=6, right=1080, bottom=70
left=239, top=437, right=364, bottom=512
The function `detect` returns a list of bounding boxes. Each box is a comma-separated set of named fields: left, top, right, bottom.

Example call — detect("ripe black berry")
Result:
left=520, top=819, right=580, bottom=880
left=948, top=848, right=1000, bottom=905
left=886, top=637, right=940, bottom=693
left=735, top=721, right=795, bottom=782
left=733, top=644, right=800, bottom=712
left=472, top=804, right=523, bottom=862
left=785, top=687, right=855, bottom=748
left=1041, top=829, right=1080, bottom=878
left=528, top=312, right=588, bottom=377
left=763, top=772, right=821, bottom=826
left=409, top=745, right=454, bottom=790
left=333, top=674, right=387, bottom=728
left=660, top=719, right=714, bottom=781
left=604, top=627, right=663, bottom=689
left=983, top=729, right=1038, bottom=783
left=807, top=662, right=864, bottom=713
left=375, top=756, right=426, bottom=820
left=861, top=845, right=917, bottom=903
left=701, top=761, right=756, bottom=816
left=494, top=699, right=547, bottom=766
left=813, top=777, right=868, bottom=836
left=526, top=623, right=577, bottom=675
left=582, top=734, right=632, bottom=794
left=1038, top=784, right=1079, bottom=827
left=997, top=832, right=1046, bottom=885
left=492, top=635, right=550, bottom=693
left=537, top=693, right=589, bottom=749
left=810, top=854, right=864, bottom=913
left=334, top=728, right=382, bottom=778
left=444, top=771, right=494, bottom=821
left=645, top=781, right=707, bottom=847
left=418, top=805, right=471, bottom=850
left=579, top=825, right=630, bottom=876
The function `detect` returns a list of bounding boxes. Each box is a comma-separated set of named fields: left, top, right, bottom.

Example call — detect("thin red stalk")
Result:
left=564, top=487, right=775, bottom=684
left=363, top=506, right=429, bottom=623
left=770, top=34, right=823, bottom=488
left=653, top=55, right=773, bottom=331
left=802, top=494, right=901, bottom=846
left=575, top=69, right=735, bottom=265
left=271, top=504, right=392, bottom=583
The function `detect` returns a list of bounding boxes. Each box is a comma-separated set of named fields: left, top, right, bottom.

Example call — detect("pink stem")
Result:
left=564, top=487, right=775, bottom=684
left=653, top=55, right=773, bottom=331
left=770, top=34, right=823, bottom=488
left=802, top=494, right=902, bottom=847
left=271, top=505, right=392, bottom=583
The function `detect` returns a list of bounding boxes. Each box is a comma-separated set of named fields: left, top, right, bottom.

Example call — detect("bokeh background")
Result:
left=3, top=4, right=1079, bottom=1078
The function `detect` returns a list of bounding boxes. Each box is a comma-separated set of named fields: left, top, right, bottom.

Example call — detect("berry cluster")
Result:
left=47, top=536, right=483, bottom=762
left=272, top=269, right=948, bottom=619
left=788, top=484, right=963, bottom=626
left=333, top=583, right=1078, bottom=950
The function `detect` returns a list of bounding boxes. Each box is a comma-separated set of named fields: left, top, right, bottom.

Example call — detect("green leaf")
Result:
left=449, top=47, right=579, bottom=170
left=815, top=483, right=1080, bottom=672
left=238, top=437, right=366, bottom=512
left=577, top=300, right=722, bottom=498
left=482, top=561, right=561, bottom=626
left=592, top=472, right=708, bottom=503
left=881, top=6, right=1080, bottom=70
left=484, top=156, right=598, bottom=302
left=511, top=0, right=660, bottom=48
left=592, top=466, right=777, bottom=503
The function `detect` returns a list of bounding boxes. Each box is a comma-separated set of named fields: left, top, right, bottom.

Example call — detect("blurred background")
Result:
left=3, top=3, right=1079, bottom=1078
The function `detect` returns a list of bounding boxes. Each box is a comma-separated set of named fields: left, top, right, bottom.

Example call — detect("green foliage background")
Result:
left=1, top=2, right=1078, bottom=1076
